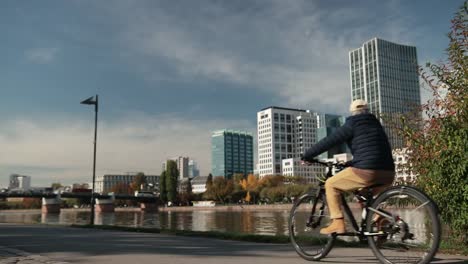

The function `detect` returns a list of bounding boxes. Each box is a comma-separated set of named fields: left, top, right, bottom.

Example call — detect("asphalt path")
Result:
left=0, top=224, right=466, bottom=264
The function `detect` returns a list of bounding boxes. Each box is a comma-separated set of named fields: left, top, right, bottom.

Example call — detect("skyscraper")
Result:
left=211, top=130, right=254, bottom=178
left=316, top=113, right=348, bottom=160
left=9, top=174, right=31, bottom=190
left=188, top=159, right=200, bottom=178
left=349, top=38, right=420, bottom=148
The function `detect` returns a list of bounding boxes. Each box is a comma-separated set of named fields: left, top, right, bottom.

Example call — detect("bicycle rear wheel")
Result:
left=289, top=192, right=335, bottom=261
left=366, top=186, right=441, bottom=264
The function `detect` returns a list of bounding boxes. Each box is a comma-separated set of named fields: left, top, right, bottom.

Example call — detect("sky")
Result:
left=0, top=0, right=463, bottom=187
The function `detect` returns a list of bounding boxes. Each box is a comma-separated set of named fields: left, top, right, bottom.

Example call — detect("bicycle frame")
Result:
left=308, top=161, right=395, bottom=242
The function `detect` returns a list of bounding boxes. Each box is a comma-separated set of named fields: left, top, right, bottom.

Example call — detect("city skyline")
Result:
left=0, top=1, right=462, bottom=186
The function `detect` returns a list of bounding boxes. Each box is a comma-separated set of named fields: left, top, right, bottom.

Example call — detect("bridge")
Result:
left=0, top=192, right=160, bottom=213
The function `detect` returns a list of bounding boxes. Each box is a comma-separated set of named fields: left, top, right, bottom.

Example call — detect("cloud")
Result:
left=0, top=113, right=253, bottom=186
left=24, top=48, right=59, bottom=64
left=83, top=0, right=417, bottom=114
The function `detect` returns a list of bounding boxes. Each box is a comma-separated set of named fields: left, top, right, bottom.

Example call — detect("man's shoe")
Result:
left=320, top=218, right=346, bottom=235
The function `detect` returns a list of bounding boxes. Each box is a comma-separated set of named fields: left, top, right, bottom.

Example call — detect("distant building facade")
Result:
left=95, top=174, right=160, bottom=194
left=211, top=130, right=254, bottom=179
left=9, top=174, right=31, bottom=190
left=349, top=38, right=420, bottom=148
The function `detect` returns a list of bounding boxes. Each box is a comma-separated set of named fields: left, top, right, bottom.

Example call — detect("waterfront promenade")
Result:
left=0, top=224, right=467, bottom=264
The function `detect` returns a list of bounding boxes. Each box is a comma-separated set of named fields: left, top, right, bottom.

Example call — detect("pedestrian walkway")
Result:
left=0, top=224, right=466, bottom=264
left=0, top=246, right=69, bottom=264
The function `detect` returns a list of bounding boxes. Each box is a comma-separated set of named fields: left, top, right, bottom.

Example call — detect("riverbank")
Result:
left=0, top=203, right=362, bottom=213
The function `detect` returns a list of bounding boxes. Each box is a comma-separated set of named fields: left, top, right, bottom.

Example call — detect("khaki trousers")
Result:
left=325, top=167, right=395, bottom=219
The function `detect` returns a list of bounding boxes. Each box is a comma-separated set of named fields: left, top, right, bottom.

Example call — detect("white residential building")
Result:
left=325, top=153, right=354, bottom=175
left=393, top=148, right=417, bottom=183
left=282, top=158, right=324, bottom=184
left=191, top=176, right=208, bottom=194
left=350, top=38, right=420, bottom=149
left=257, top=106, right=322, bottom=182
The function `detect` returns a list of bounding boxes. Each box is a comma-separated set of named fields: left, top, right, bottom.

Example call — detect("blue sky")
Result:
left=0, top=0, right=463, bottom=187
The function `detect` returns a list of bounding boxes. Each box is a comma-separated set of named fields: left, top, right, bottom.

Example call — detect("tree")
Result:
left=110, top=183, right=134, bottom=207
left=110, top=183, right=133, bottom=195
left=131, top=172, right=146, bottom=191
left=51, top=182, right=63, bottom=190
left=232, top=173, right=245, bottom=192
left=211, top=176, right=234, bottom=203
left=239, top=174, right=259, bottom=203
left=159, top=171, right=167, bottom=203
left=397, top=4, right=467, bottom=243
left=179, top=179, right=193, bottom=206
left=166, top=160, right=179, bottom=203
left=203, top=173, right=214, bottom=200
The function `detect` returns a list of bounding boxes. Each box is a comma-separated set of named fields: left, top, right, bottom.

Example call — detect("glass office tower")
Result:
left=349, top=38, right=420, bottom=148
left=211, top=130, right=254, bottom=179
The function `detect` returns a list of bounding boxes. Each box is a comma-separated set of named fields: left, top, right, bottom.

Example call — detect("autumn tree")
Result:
left=397, top=4, right=467, bottom=243
left=110, top=182, right=134, bottom=195
left=110, top=182, right=134, bottom=206
left=239, top=174, right=259, bottom=203
left=131, top=172, right=146, bottom=191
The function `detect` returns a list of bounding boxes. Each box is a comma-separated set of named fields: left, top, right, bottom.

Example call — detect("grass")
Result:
left=439, top=239, right=468, bottom=256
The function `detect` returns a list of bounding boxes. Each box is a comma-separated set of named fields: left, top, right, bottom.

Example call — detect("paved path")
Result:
left=0, top=224, right=466, bottom=264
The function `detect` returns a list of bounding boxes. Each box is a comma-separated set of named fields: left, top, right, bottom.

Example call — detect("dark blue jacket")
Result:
left=303, top=113, right=395, bottom=171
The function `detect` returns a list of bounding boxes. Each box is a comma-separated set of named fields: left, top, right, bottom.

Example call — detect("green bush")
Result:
left=398, top=4, right=468, bottom=243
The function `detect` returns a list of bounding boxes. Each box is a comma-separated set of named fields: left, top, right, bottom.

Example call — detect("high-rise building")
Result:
left=257, top=106, right=323, bottom=181
left=188, top=159, right=200, bottom=178
left=211, top=130, right=254, bottom=179
left=9, top=174, right=31, bottom=190
left=162, top=156, right=190, bottom=179
left=316, top=114, right=348, bottom=159
left=349, top=38, right=420, bottom=148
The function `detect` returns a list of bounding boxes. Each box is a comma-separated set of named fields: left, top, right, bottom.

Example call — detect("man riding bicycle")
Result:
left=301, top=99, right=395, bottom=235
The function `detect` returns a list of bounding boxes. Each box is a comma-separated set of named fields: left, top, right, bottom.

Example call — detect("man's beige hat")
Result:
left=349, top=99, right=368, bottom=112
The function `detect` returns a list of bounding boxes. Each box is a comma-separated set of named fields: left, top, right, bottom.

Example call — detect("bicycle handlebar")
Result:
left=308, top=159, right=348, bottom=169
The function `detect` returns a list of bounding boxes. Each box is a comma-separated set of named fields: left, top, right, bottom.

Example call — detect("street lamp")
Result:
left=80, top=95, right=98, bottom=226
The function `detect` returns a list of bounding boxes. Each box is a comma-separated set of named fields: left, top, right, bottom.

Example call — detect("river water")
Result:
left=0, top=207, right=430, bottom=240
left=0, top=209, right=293, bottom=235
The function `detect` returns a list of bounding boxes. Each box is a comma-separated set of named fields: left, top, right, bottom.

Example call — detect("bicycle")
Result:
left=289, top=160, right=441, bottom=264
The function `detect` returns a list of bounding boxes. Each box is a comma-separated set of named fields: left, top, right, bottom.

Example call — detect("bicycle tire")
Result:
left=289, top=193, right=335, bottom=261
left=366, top=186, right=441, bottom=264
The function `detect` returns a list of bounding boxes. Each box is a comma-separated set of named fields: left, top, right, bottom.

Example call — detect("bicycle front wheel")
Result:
left=289, top=193, right=335, bottom=261
left=366, top=186, right=441, bottom=264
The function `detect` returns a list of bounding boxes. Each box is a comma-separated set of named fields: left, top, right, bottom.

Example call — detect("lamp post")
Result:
left=80, top=95, right=98, bottom=225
